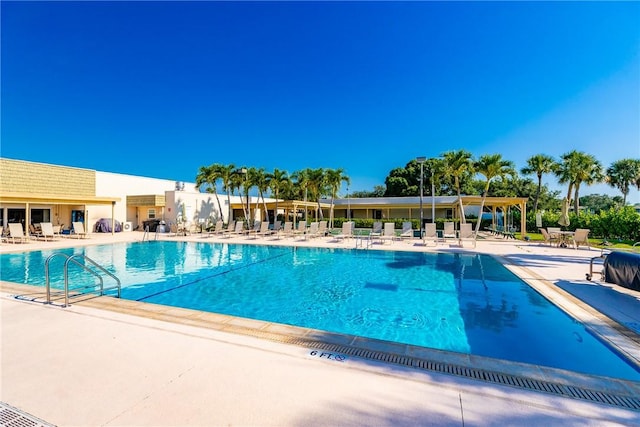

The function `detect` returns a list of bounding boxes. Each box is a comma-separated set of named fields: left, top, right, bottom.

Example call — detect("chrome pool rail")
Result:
left=45, top=253, right=121, bottom=306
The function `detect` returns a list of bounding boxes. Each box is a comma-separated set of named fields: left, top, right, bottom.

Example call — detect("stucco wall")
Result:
left=95, top=171, right=198, bottom=225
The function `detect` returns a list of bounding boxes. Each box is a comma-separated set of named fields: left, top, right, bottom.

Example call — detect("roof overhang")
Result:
left=0, top=192, right=119, bottom=205
left=230, top=200, right=332, bottom=210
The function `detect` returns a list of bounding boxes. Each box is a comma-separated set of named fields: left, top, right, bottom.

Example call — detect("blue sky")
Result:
left=2, top=1, right=639, bottom=203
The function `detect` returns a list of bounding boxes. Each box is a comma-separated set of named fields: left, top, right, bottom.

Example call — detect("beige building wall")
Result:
left=94, top=171, right=189, bottom=227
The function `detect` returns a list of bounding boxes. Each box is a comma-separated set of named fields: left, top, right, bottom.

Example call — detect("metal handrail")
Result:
left=45, top=253, right=121, bottom=306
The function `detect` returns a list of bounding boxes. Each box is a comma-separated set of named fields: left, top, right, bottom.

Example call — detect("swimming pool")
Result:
left=2, top=241, right=639, bottom=381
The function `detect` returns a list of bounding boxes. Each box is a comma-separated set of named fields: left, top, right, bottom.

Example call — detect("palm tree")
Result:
left=325, top=168, right=350, bottom=228
left=520, top=154, right=557, bottom=214
left=217, top=164, right=236, bottom=223
left=442, top=150, right=474, bottom=223
left=473, top=154, right=515, bottom=238
left=307, top=168, right=327, bottom=220
left=572, top=155, right=603, bottom=213
left=606, top=158, right=640, bottom=205
left=268, top=168, right=291, bottom=225
left=230, top=167, right=249, bottom=225
left=252, top=167, right=271, bottom=223
left=292, top=168, right=312, bottom=222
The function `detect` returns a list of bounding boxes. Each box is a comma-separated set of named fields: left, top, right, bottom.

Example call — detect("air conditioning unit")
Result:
left=122, top=221, right=133, bottom=232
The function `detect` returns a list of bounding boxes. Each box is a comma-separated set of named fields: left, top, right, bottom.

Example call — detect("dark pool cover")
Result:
left=603, top=251, right=640, bottom=291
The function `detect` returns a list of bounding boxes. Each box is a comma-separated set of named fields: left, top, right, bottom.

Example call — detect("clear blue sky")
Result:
left=2, top=1, right=639, bottom=203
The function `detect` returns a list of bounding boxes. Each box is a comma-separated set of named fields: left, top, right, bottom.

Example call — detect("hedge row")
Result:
left=523, top=206, right=640, bottom=241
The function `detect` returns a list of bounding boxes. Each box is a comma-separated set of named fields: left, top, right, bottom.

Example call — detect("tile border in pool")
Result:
left=2, top=277, right=639, bottom=410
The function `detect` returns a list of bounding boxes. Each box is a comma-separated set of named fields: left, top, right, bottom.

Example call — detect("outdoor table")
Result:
left=557, top=231, right=575, bottom=248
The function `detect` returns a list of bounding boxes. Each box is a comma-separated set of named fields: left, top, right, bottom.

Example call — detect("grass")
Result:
left=518, top=233, right=639, bottom=250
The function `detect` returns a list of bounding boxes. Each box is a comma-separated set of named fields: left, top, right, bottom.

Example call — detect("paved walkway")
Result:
left=1, top=231, right=639, bottom=426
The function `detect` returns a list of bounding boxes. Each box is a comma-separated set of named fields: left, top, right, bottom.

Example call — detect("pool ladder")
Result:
left=354, top=235, right=372, bottom=250
left=141, top=225, right=160, bottom=242
left=44, top=253, right=121, bottom=307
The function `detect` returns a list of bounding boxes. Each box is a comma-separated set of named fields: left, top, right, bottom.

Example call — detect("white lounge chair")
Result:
left=207, top=220, right=224, bottom=237
left=39, top=222, right=57, bottom=241
left=369, top=221, right=383, bottom=241
left=7, top=223, right=29, bottom=244
left=246, top=220, right=262, bottom=237
left=423, top=223, right=438, bottom=245
left=459, top=223, right=475, bottom=248
left=292, top=220, right=307, bottom=237
left=304, top=222, right=319, bottom=239
left=229, top=221, right=245, bottom=236
left=220, top=220, right=236, bottom=236
left=443, top=222, right=456, bottom=241
left=400, top=222, right=414, bottom=241
left=334, top=221, right=353, bottom=241
left=317, top=220, right=328, bottom=237
left=249, top=221, right=271, bottom=238
left=72, top=222, right=88, bottom=239
left=381, top=222, right=396, bottom=243
left=279, top=221, right=293, bottom=239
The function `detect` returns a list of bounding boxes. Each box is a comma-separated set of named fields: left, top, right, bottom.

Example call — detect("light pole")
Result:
left=431, top=165, right=435, bottom=224
left=416, top=156, right=426, bottom=241
left=240, top=168, right=248, bottom=226
left=347, top=185, right=351, bottom=220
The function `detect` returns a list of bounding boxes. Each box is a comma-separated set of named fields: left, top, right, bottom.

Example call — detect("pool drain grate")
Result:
left=0, top=402, right=55, bottom=427
left=229, top=326, right=640, bottom=411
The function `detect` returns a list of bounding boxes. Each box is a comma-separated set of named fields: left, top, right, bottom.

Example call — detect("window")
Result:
left=148, top=209, right=156, bottom=219
left=30, top=209, right=51, bottom=224
left=374, top=210, right=382, bottom=220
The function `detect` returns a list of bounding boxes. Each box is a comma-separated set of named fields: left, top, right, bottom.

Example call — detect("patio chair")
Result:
left=423, top=223, right=438, bottom=245
left=292, top=220, right=307, bottom=237
left=369, top=221, right=382, bottom=237
left=317, top=220, right=328, bottom=237
left=572, top=228, right=591, bottom=250
left=228, top=221, right=245, bottom=236
left=547, top=227, right=561, bottom=243
left=400, top=222, right=414, bottom=241
left=52, top=224, right=64, bottom=237
left=459, top=223, right=475, bottom=248
left=304, top=222, right=319, bottom=239
left=334, top=221, right=353, bottom=241
left=207, top=220, right=224, bottom=237
left=72, top=222, right=88, bottom=239
left=39, top=222, right=57, bottom=241
left=443, top=222, right=456, bottom=241
left=381, top=222, right=396, bottom=243
left=247, top=220, right=262, bottom=237
left=279, top=221, right=293, bottom=239
left=29, top=224, right=42, bottom=240
left=540, top=228, right=559, bottom=246
left=249, top=221, right=271, bottom=238
left=7, top=223, right=29, bottom=244
left=220, top=220, right=236, bottom=236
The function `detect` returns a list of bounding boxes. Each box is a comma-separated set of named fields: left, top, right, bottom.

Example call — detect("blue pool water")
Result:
left=2, top=241, right=639, bottom=381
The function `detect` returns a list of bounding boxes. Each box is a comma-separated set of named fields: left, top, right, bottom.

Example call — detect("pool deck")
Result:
left=1, top=231, right=639, bottom=426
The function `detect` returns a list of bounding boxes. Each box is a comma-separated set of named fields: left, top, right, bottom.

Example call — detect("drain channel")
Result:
left=0, top=402, right=55, bottom=427
left=229, top=325, right=640, bottom=412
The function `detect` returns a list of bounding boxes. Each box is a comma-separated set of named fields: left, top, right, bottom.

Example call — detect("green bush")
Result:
left=524, top=207, right=640, bottom=241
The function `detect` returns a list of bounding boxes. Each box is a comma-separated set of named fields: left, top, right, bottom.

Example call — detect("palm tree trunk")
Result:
left=473, top=184, right=489, bottom=239
left=533, top=176, right=542, bottom=213
left=260, top=190, right=269, bottom=223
